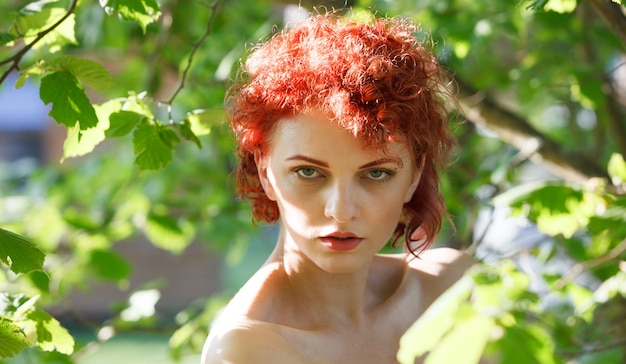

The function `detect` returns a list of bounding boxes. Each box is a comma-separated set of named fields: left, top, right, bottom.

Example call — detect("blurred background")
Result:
left=1, top=0, right=625, bottom=363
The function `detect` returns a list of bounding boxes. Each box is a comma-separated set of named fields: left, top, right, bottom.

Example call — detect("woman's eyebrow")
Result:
left=285, top=155, right=329, bottom=167
left=358, top=157, right=403, bottom=169
left=285, top=155, right=403, bottom=169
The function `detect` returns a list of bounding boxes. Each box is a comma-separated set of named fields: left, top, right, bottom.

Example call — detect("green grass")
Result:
left=76, top=331, right=201, bottom=364
left=5, top=330, right=202, bottom=364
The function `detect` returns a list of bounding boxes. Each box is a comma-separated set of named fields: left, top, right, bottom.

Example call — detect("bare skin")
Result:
left=202, top=243, right=473, bottom=364
left=201, top=111, right=475, bottom=364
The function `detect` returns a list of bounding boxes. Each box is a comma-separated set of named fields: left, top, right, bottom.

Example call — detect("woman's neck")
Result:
left=265, top=227, right=376, bottom=329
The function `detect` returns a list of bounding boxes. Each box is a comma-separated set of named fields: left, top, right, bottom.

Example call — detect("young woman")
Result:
left=202, top=12, right=474, bottom=364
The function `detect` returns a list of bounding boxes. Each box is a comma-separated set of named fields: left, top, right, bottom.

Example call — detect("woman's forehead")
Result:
left=268, top=111, right=412, bottom=161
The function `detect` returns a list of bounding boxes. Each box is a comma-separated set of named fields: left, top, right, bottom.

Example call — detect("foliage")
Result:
left=0, top=229, right=73, bottom=358
left=0, top=0, right=625, bottom=362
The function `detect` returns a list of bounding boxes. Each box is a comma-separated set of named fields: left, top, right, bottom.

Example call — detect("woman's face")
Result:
left=257, top=110, right=422, bottom=273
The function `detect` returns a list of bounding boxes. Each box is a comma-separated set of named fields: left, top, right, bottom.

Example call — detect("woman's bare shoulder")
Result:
left=202, top=316, right=306, bottom=364
left=406, top=247, right=475, bottom=305
left=409, top=247, right=475, bottom=275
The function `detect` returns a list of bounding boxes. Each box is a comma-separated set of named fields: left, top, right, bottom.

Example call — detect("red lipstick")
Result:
left=320, top=232, right=362, bottom=251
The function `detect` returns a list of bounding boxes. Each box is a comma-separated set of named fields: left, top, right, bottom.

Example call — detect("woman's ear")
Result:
left=404, top=155, right=425, bottom=203
left=254, top=151, right=277, bottom=201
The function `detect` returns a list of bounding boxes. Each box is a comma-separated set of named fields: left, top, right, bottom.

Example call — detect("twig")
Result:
left=556, top=236, right=626, bottom=289
left=559, top=336, right=626, bottom=357
left=588, top=0, right=626, bottom=47
left=465, top=205, right=495, bottom=255
left=0, top=0, right=79, bottom=85
left=456, top=77, right=614, bottom=191
left=166, top=0, right=223, bottom=121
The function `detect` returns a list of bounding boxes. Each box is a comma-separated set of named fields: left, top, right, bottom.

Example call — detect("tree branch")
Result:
left=588, top=0, right=626, bottom=47
left=556, top=236, right=626, bottom=288
left=558, top=336, right=626, bottom=357
left=581, top=2, right=626, bottom=157
left=0, top=0, right=79, bottom=86
left=455, top=77, right=612, bottom=187
left=604, top=81, right=626, bottom=156
left=166, top=0, right=223, bottom=113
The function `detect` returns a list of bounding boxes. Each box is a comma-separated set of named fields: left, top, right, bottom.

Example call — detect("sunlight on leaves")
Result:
left=608, top=153, right=626, bottom=187
left=62, top=100, right=121, bottom=160
left=25, top=309, right=74, bottom=355
left=493, top=181, right=602, bottom=238
left=544, top=0, right=577, bottom=13
left=397, top=275, right=473, bottom=363
left=425, top=315, right=494, bottom=364
left=185, top=109, right=225, bottom=136
left=587, top=197, right=626, bottom=241
left=40, top=71, right=98, bottom=130
left=178, top=121, right=202, bottom=149
left=100, top=0, right=161, bottom=32
left=494, top=324, right=557, bottom=364
left=1, top=294, right=74, bottom=357
left=0, top=318, right=28, bottom=359
left=0, top=228, right=45, bottom=275
left=18, top=7, right=76, bottom=53
left=453, top=41, right=470, bottom=59
left=144, top=212, right=195, bottom=254
left=48, top=55, right=114, bottom=91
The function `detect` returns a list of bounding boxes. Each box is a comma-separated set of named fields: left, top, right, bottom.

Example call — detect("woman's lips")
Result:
left=319, top=236, right=363, bottom=251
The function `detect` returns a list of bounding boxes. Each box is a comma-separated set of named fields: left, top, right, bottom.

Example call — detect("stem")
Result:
left=166, top=0, right=223, bottom=114
left=456, top=77, right=614, bottom=189
left=556, top=236, right=626, bottom=289
left=0, top=0, right=79, bottom=85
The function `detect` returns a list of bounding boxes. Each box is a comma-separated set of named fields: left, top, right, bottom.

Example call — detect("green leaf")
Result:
left=177, top=120, right=202, bottom=149
left=89, top=249, right=132, bottom=281
left=544, top=0, right=577, bottom=13
left=26, top=309, right=74, bottom=355
left=101, top=0, right=161, bottom=32
left=62, top=100, right=121, bottom=160
left=0, top=318, right=28, bottom=359
left=121, top=93, right=155, bottom=119
left=0, top=32, right=17, bottom=46
left=424, top=315, right=494, bottom=364
left=40, top=71, right=98, bottom=130
left=48, top=55, right=114, bottom=91
left=144, top=212, right=195, bottom=254
left=397, top=275, right=473, bottom=363
left=29, top=271, right=51, bottom=295
left=107, top=110, right=146, bottom=137
left=493, top=324, right=557, bottom=364
left=0, top=228, right=45, bottom=274
left=527, top=0, right=549, bottom=11
left=132, top=123, right=180, bottom=170
left=19, top=8, right=76, bottom=53
left=608, top=153, right=626, bottom=186
left=493, top=181, right=598, bottom=238
left=587, top=197, right=626, bottom=238
left=184, top=109, right=224, bottom=136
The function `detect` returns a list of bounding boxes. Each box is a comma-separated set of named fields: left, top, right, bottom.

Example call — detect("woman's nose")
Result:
left=324, top=181, right=360, bottom=223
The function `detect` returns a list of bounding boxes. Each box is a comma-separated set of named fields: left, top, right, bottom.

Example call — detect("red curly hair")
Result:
left=228, top=13, right=455, bottom=254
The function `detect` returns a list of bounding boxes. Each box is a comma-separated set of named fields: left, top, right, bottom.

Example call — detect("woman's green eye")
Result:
left=367, top=170, right=390, bottom=180
left=296, top=167, right=319, bottom=178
